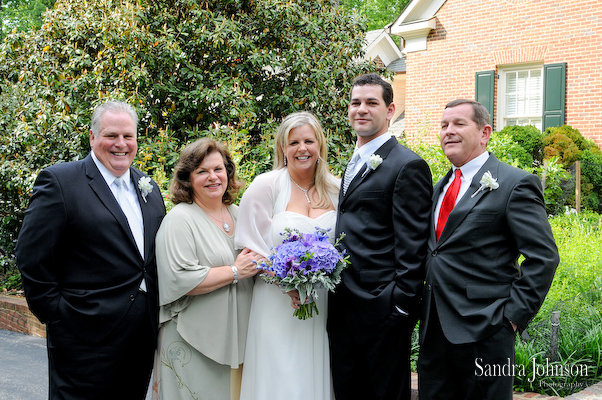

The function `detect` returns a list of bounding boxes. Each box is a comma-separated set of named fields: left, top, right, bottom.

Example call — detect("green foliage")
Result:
left=0, top=0, right=154, bottom=257
left=399, top=115, right=449, bottom=184
left=0, top=249, right=21, bottom=292
left=499, top=125, right=543, bottom=163
left=581, top=150, right=602, bottom=212
left=0, top=0, right=377, bottom=260
left=535, top=211, right=602, bottom=324
left=339, top=0, right=411, bottom=30
left=0, top=0, right=57, bottom=39
left=514, top=316, right=602, bottom=397
left=136, top=0, right=376, bottom=170
left=534, top=157, right=571, bottom=215
left=489, top=130, right=533, bottom=170
left=547, top=125, right=598, bottom=154
left=540, top=126, right=602, bottom=213
left=486, top=124, right=602, bottom=215
left=543, top=131, right=581, bottom=167
left=513, top=212, right=602, bottom=396
left=0, top=266, right=22, bottom=292
left=542, top=125, right=601, bottom=168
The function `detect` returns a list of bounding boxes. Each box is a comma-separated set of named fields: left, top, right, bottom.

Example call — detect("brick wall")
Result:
left=0, top=295, right=45, bottom=338
left=404, top=0, right=602, bottom=147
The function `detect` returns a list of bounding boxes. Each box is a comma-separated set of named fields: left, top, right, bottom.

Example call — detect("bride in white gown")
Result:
left=235, top=112, right=340, bottom=400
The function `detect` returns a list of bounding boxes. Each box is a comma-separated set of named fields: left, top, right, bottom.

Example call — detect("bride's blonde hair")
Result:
left=273, top=112, right=338, bottom=209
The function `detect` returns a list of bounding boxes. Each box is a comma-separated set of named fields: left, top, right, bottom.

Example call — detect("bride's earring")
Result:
left=284, top=154, right=287, bottom=166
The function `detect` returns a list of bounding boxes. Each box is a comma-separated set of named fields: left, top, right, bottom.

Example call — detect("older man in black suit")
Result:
left=328, top=73, right=433, bottom=400
left=418, top=99, right=559, bottom=400
left=16, top=101, right=166, bottom=399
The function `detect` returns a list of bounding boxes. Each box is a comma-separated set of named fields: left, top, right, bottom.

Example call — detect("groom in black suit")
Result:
left=328, top=73, right=432, bottom=400
left=417, top=99, right=559, bottom=399
left=16, top=101, right=166, bottom=399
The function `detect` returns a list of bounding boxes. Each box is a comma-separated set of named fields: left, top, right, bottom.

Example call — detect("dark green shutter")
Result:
left=475, top=70, right=495, bottom=127
left=542, top=63, right=566, bottom=131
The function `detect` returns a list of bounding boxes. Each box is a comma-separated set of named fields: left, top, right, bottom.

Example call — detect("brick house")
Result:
left=390, top=0, right=602, bottom=147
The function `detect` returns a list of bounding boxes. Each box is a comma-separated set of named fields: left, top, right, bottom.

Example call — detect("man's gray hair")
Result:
left=90, top=101, right=139, bottom=138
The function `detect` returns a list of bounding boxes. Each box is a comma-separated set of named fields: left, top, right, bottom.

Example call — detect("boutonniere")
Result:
left=362, top=154, right=383, bottom=177
left=471, top=171, right=499, bottom=198
left=137, top=176, right=153, bottom=203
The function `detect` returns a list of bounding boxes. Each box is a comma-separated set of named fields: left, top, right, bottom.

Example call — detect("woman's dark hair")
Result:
left=169, top=138, right=243, bottom=205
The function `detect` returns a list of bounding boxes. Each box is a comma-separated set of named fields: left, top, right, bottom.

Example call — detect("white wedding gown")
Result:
left=239, top=209, right=336, bottom=400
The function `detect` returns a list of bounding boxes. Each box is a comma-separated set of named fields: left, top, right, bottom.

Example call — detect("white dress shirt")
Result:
left=91, top=151, right=147, bottom=290
left=91, top=151, right=144, bottom=231
left=434, top=151, right=490, bottom=224
left=347, top=132, right=393, bottom=179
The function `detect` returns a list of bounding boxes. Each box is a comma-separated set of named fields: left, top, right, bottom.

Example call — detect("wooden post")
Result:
left=541, top=159, right=548, bottom=191
left=550, top=311, right=560, bottom=361
left=575, top=161, right=581, bottom=213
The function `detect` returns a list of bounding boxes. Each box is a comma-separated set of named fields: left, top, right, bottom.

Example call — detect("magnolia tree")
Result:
left=0, top=0, right=378, bottom=261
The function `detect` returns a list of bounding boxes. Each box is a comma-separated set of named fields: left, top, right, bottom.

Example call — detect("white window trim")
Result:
left=497, top=63, right=544, bottom=130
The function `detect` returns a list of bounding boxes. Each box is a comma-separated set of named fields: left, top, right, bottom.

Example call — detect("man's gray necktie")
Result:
left=343, top=153, right=360, bottom=195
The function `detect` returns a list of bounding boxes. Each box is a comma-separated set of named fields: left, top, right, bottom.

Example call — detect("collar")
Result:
left=90, top=150, right=132, bottom=189
left=354, top=132, right=392, bottom=163
left=454, top=151, right=490, bottom=184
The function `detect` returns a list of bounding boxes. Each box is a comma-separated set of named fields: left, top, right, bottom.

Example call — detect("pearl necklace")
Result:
left=199, top=203, right=231, bottom=232
left=290, top=177, right=313, bottom=204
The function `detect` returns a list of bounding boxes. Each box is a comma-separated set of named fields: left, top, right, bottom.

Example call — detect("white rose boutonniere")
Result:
left=471, top=171, right=499, bottom=198
left=362, top=154, right=383, bottom=177
left=138, top=176, right=153, bottom=203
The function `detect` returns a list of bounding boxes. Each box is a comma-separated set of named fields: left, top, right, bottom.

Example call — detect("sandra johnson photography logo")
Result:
left=475, top=358, right=590, bottom=384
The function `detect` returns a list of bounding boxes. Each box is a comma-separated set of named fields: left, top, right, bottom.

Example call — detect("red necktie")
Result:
left=436, top=169, right=462, bottom=241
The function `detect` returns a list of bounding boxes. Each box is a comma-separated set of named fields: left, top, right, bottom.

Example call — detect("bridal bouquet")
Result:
left=257, top=228, right=350, bottom=320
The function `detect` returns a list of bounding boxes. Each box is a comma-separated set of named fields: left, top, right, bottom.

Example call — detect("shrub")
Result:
left=400, top=114, right=450, bottom=184
left=534, top=157, right=571, bottom=215
left=499, top=125, right=543, bottom=164
left=489, top=130, right=534, bottom=170
left=546, top=125, right=594, bottom=153
left=580, top=150, right=602, bottom=213
left=0, top=0, right=378, bottom=261
left=543, top=131, right=582, bottom=168
left=543, top=125, right=602, bottom=168
left=538, top=126, right=602, bottom=214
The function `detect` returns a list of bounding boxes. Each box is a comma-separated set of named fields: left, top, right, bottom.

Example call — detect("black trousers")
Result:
left=418, top=305, right=516, bottom=400
left=46, top=291, right=155, bottom=400
left=328, top=290, right=415, bottom=400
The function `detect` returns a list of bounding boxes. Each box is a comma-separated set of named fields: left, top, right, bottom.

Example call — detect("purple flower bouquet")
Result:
left=258, top=228, right=350, bottom=320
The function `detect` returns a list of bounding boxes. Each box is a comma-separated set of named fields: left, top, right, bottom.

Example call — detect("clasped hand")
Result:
left=233, top=248, right=264, bottom=280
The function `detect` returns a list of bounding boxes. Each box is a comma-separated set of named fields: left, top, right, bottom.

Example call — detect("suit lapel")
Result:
left=85, top=156, right=143, bottom=261
left=341, top=137, right=397, bottom=202
left=436, top=154, right=501, bottom=244
left=431, top=169, right=452, bottom=244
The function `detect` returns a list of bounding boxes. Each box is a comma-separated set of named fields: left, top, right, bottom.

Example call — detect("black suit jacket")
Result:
left=334, top=137, right=432, bottom=325
left=420, top=154, right=559, bottom=344
left=16, top=154, right=166, bottom=343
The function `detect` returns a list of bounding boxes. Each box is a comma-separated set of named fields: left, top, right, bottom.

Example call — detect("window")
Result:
left=499, top=65, right=543, bottom=130
left=476, top=63, right=565, bottom=132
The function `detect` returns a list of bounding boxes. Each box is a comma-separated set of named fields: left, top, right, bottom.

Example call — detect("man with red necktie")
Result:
left=418, top=99, right=559, bottom=400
